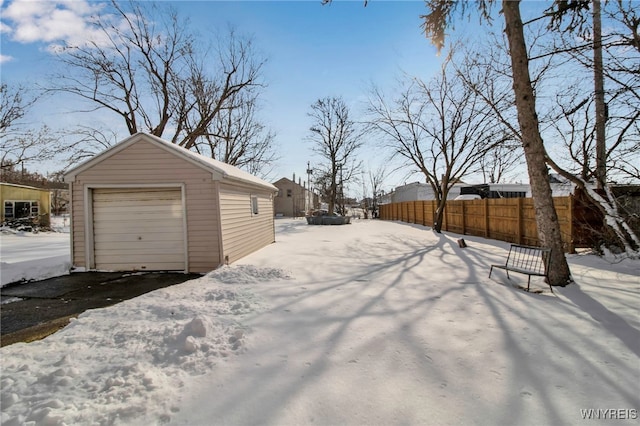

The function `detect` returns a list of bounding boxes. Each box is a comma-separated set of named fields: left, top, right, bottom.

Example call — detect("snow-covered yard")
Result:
left=1, top=218, right=638, bottom=425
left=1, top=216, right=71, bottom=287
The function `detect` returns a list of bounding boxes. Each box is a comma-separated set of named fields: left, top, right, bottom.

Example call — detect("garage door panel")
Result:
left=93, top=188, right=185, bottom=271
left=93, top=222, right=184, bottom=233
left=93, top=208, right=183, bottom=218
left=95, top=239, right=184, bottom=251
left=95, top=240, right=184, bottom=252
left=93, top=188, right=181, bottom=201
left=93, top=205, right=183, bottom=217
left=95, top=252, right=185, bottom=262
left=94, top=231, right=184, bottom=244
left=93, top=202, right=183, bottom=212
left=96, top=261, right=186, bottom=271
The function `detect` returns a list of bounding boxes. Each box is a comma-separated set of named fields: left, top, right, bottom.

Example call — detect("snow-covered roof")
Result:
left=63, top=133, right=277, bottom=192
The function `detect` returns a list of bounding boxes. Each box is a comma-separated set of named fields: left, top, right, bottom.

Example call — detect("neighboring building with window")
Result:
left=0, top=183, right=51, bottom=226
left=273, top=176, right=318, bottom=217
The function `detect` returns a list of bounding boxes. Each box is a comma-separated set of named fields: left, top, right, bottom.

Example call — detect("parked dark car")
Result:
left=306, top=210, right=351, bottom=225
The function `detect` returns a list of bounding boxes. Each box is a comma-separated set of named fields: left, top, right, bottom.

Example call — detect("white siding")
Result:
left=219, top=185, right=274, bottom=264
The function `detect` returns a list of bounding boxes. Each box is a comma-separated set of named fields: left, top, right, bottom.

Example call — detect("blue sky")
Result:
left=0, top=0, right=450, bottom=191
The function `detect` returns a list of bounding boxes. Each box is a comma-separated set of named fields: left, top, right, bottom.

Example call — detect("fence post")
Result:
left=461, top=200, right=466, bottom=235
left=411, top=201, right=416, bottom=224
left=568, top=195, right=575, bottom=253
left=443, top=201, right=448, bottom=231
left=484, top=198, right=490, bottom=238
left=516, top=197, right=523, bottom=245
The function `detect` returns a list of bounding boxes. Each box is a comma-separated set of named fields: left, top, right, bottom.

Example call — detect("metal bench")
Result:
left=489, top=244, right=552, bottom=292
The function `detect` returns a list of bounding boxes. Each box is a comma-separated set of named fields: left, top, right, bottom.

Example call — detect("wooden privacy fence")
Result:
left=378, top=196, right=600, bottom=253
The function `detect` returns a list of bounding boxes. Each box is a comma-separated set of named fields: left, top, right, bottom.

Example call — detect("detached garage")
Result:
left=63, top=132, right=278, bottom=273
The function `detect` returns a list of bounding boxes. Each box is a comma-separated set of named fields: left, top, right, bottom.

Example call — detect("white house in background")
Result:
left=385, top=182, right=468, bottom=204
left=63, top=132, right=278, bottom=274
left=383, top=175, right=575, bottom=204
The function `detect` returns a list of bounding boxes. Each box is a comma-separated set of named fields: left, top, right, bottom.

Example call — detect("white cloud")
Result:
left=0, top=54, right=15, bottom=63
left=0, top=20, right=12, bottom=34
left=2, top=0, right=107, bottom=46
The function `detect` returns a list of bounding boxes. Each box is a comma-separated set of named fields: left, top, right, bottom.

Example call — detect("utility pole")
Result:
left=306, top=161, right=313, bottom=213
left=339, top=164, right=344, bottom=215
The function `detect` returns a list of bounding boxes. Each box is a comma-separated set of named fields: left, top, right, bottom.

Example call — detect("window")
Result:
left=251, top=196, right=259, bottom=215
left=286, top=189, right=292, bottom=198
left=4, top=200, right=39, bottom=219
left=4, top=201, right=14, bottom=219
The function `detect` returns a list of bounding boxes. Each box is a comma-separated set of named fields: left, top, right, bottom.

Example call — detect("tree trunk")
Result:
left=433, top=204, right=444, bottom=233
left=328, top=181, right=337, bottom=215
left=593, top=0, right=607, bottom=189
left=502, top=0, right=572, bottom=286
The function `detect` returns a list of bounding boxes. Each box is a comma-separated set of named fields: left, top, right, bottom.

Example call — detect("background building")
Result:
left=273, top=175, right=318, bottom=217
left=383, top=175, right=574, bottom=204
left=0, top=182, right=51, bottom=227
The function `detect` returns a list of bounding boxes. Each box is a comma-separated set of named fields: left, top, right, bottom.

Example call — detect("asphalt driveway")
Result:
left=1, top=271, right=201, bottom=346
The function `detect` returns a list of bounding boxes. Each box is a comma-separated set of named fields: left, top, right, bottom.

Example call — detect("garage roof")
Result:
left=64, top=133, right=277, bottom=192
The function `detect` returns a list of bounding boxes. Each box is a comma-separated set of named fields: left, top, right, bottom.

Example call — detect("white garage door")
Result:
left=92, top=188, right=186, bottom=271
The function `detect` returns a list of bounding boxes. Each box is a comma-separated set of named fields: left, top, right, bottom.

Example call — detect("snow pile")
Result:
left=0, top=266, right=281, bottom=425
left=206, top=264, right=291, bottom=284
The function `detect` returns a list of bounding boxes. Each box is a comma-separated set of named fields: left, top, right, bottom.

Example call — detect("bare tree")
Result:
left=541, top=86, right=637, bottom=253
left=307, top=96, right=363, bottom=215
left=56, top=126, right=120, bottom=169
left=51, top=1, right=191, bottom=136
left=544, top=87, right=640, bottom=255
left=0, top=84, right=57, bottom=171
left=536, top=1, right=640, bottom=256
left=0, top=83, right=33, bottom=132
left=172, top=28, right=266, bottom=151
left=452, top=40, right=529, bottom=184
left=478, top=143, right=524, bottom=184
left=192, top=90, right=279, bottom=179
left=547, top=1, right=640, bottom=180
left=367, top=50, right=510, bottom=233
left=456, top=5, right=639, bottom=256
left=422, top=0, right=574, bottom=286
left=368, top=163, right=387, bottom=217
left=313, top=169, right=333, bottom=210
left=51, top=1, right=272, bottom=174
